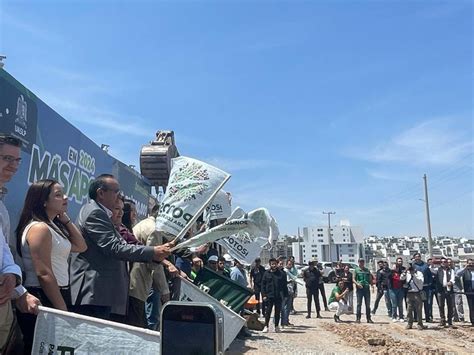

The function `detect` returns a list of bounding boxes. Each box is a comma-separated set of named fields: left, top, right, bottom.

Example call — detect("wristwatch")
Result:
left=15, top=274, right=22, bottom=287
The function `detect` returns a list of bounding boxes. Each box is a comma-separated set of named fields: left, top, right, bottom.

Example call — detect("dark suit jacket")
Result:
left=69, top=200, right=155, bottom=315
left=435, top=267, right=455, bottom=294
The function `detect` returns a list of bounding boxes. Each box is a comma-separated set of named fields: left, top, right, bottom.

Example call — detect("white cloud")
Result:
left=3, top=12, right=62, bottom=42
left=204, top=157, right=291, bottom=172
left=40, top=92, right=154, bottom=138
left=366, top=169, right=416, bottom=182
left=353, top=118, right=473, bottom=166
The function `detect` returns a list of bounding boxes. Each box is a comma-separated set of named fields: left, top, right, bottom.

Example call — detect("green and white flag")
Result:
left=216, top=208, right=280, bottom=265
left=172, top=207, right=276, bottom=261
left=155, top=156, right=230, bottom=237
left=203, top=189, right=232, bottom=222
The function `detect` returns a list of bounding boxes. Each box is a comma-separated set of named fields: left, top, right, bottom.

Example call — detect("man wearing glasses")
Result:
left=70, top=174, right=172, bottom=320
left=0, top=134, right=40, bottom=353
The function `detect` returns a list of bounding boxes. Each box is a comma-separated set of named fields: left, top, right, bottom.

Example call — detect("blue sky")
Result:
left=1, top=0, right=472, bottom=237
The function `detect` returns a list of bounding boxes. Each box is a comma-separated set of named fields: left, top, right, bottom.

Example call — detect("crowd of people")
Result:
left=247, top=254, right=473, bottom=333
left=0, top=132, right=473, bottom=354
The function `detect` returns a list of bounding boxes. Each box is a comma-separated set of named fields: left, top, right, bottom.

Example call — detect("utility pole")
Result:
left=323, top=211, right=336, bottom=261
left=297, top=227, right=302, bottom=264
left=423, top=174, right=433, bottom=258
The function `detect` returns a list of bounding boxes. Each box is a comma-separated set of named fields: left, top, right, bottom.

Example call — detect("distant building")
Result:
left=292, top=221, right=364, bottom=264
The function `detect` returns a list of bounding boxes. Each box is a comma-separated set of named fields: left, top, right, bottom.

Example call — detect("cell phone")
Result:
left=161, top=301, right=224, bottom=355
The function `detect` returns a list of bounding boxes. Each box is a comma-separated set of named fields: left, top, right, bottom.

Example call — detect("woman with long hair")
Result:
left=112, top=197, right=140, bottom=245
left=122, top=199, right=138, bottom=233
left=15, top=179, right=87, bottom=354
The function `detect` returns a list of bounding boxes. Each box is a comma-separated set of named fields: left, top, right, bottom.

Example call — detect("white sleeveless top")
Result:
left=21, top=221, right=71, bottom=287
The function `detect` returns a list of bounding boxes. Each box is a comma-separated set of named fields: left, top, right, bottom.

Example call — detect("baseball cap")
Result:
left=208, top=255, right=218, bottom=263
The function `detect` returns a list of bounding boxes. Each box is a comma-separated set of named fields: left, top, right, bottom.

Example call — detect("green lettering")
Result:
left=49, top=154, right=61, bottom=181
left=68, top=168, right=81, bottom=203
left=28, top=144, right=50, bottom=183
left=80, top=172, right=91, bottom=203
left=59, top=162, right=70, bottom=192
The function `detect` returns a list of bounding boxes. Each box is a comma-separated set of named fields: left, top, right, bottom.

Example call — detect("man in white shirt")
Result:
left=401, top=263, right=426, bottom=330
left=0, top=134, right=40, bottom=352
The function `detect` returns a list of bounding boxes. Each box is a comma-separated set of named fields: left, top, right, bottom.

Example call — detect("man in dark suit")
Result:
left=70, top=174, right=171, bottom=320
left=435, top=257, right=455, bottom=327
left=457, top=259, right=474, bottom=326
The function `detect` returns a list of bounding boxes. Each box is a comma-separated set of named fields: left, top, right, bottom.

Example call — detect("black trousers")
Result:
left=16, top=287, right=71, bottom=355
left=264, top=298, right=282, bottom=327
left=306, top=287, right=320, bottom=315
left=72, top=304, right=112, bottom=320
left=254, top=287, right=266, bottom=315
left=318, top=283, right=328, bottom=308
left=125, top=296, right=147, bottom=328
left=438, top=291, right=454, bottom=324
left=466, top=294, right=474, bottom=325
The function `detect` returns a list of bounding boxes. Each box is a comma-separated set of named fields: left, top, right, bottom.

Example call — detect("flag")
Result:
left=32, top=306, right=160, bottom=354
left=203, top=189, right=232, bottom=222
left=216, top=209, right=279, bottom=265
left=155, top=156, right=230, bottom=237
left=172, top=207, right=272, bottom=251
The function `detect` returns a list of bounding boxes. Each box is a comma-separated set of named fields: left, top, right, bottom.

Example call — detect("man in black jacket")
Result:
left=261, top=258, right=288, bottom=333
left=250, top=258, right=266, bottom=316
left=303, top=261, right=322, bottom=319
left=456, top=258, right=473, bottom=326
left=435, top=257, right=455, bottom=327
left=372, top=261, right=392, bottom=316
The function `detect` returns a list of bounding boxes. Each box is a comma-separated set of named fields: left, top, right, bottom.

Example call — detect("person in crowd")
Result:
left=261, top=258, right=288, bottom=333
left=413, top=252, right=434, bottom=322
left=303, top=261, right=322, bottom=319
left=113, top=197, right=140, bottom=245
left=354, top=258, right=374, bottom=323
left=335, top=259, right=344, bottom=279
left=435, top=257, right=455, bottom=327
left=427, top=257, right=439, bottom=311
left=372, top=260, right=392, bottom=316
left=401, top=263, right=426, bottom=330
left=0, top=134, right=40, bottom=353
left=207, top=255, right=219, bottom=271
left=341, top=264, right=354, bottom=313
left=217, top=256, right=231, bottom=278
left=448, top=258, right=464, bottom=322
left=127, top=204, right=177, bottom=329
left=288, top=256, right=298, bottom=314
left=15, top=179, right=87, bottom=353
left=190, top=257, right=203, bottom=280
left=317, top=262, right=329, bottom=311
left=230, top=259, right=248, bottom=287
left=389, top=257, right=405, bottom=322
left=281, top=259, right=295, bottom=327
left=175, top=250, right=193, bottom=278
left=456, top=259, right=473, bottom=326
left=122, top=199, right=138, bottom=233
left=69, top=174, right=171, bottom=320
left=329, top=279, right=351, bottom=322
left=250, top=257, right=266, bottom=316
left=223, top=254, right=234, bottom=269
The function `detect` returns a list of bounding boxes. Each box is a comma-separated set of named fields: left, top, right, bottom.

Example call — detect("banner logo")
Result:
left=14, top=94, right=28, bottom=136
left=168, top=162, right=209, bottom=201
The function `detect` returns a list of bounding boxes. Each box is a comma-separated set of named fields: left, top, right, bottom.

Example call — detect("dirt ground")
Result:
left=226, top=286, right=473, bottom=354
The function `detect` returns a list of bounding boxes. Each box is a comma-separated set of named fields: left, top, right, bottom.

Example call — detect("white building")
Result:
left=292, top=220, right=364, bottom=264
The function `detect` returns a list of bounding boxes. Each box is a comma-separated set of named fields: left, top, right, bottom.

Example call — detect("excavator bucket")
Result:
left=139, top=130, right=179, bottom=188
